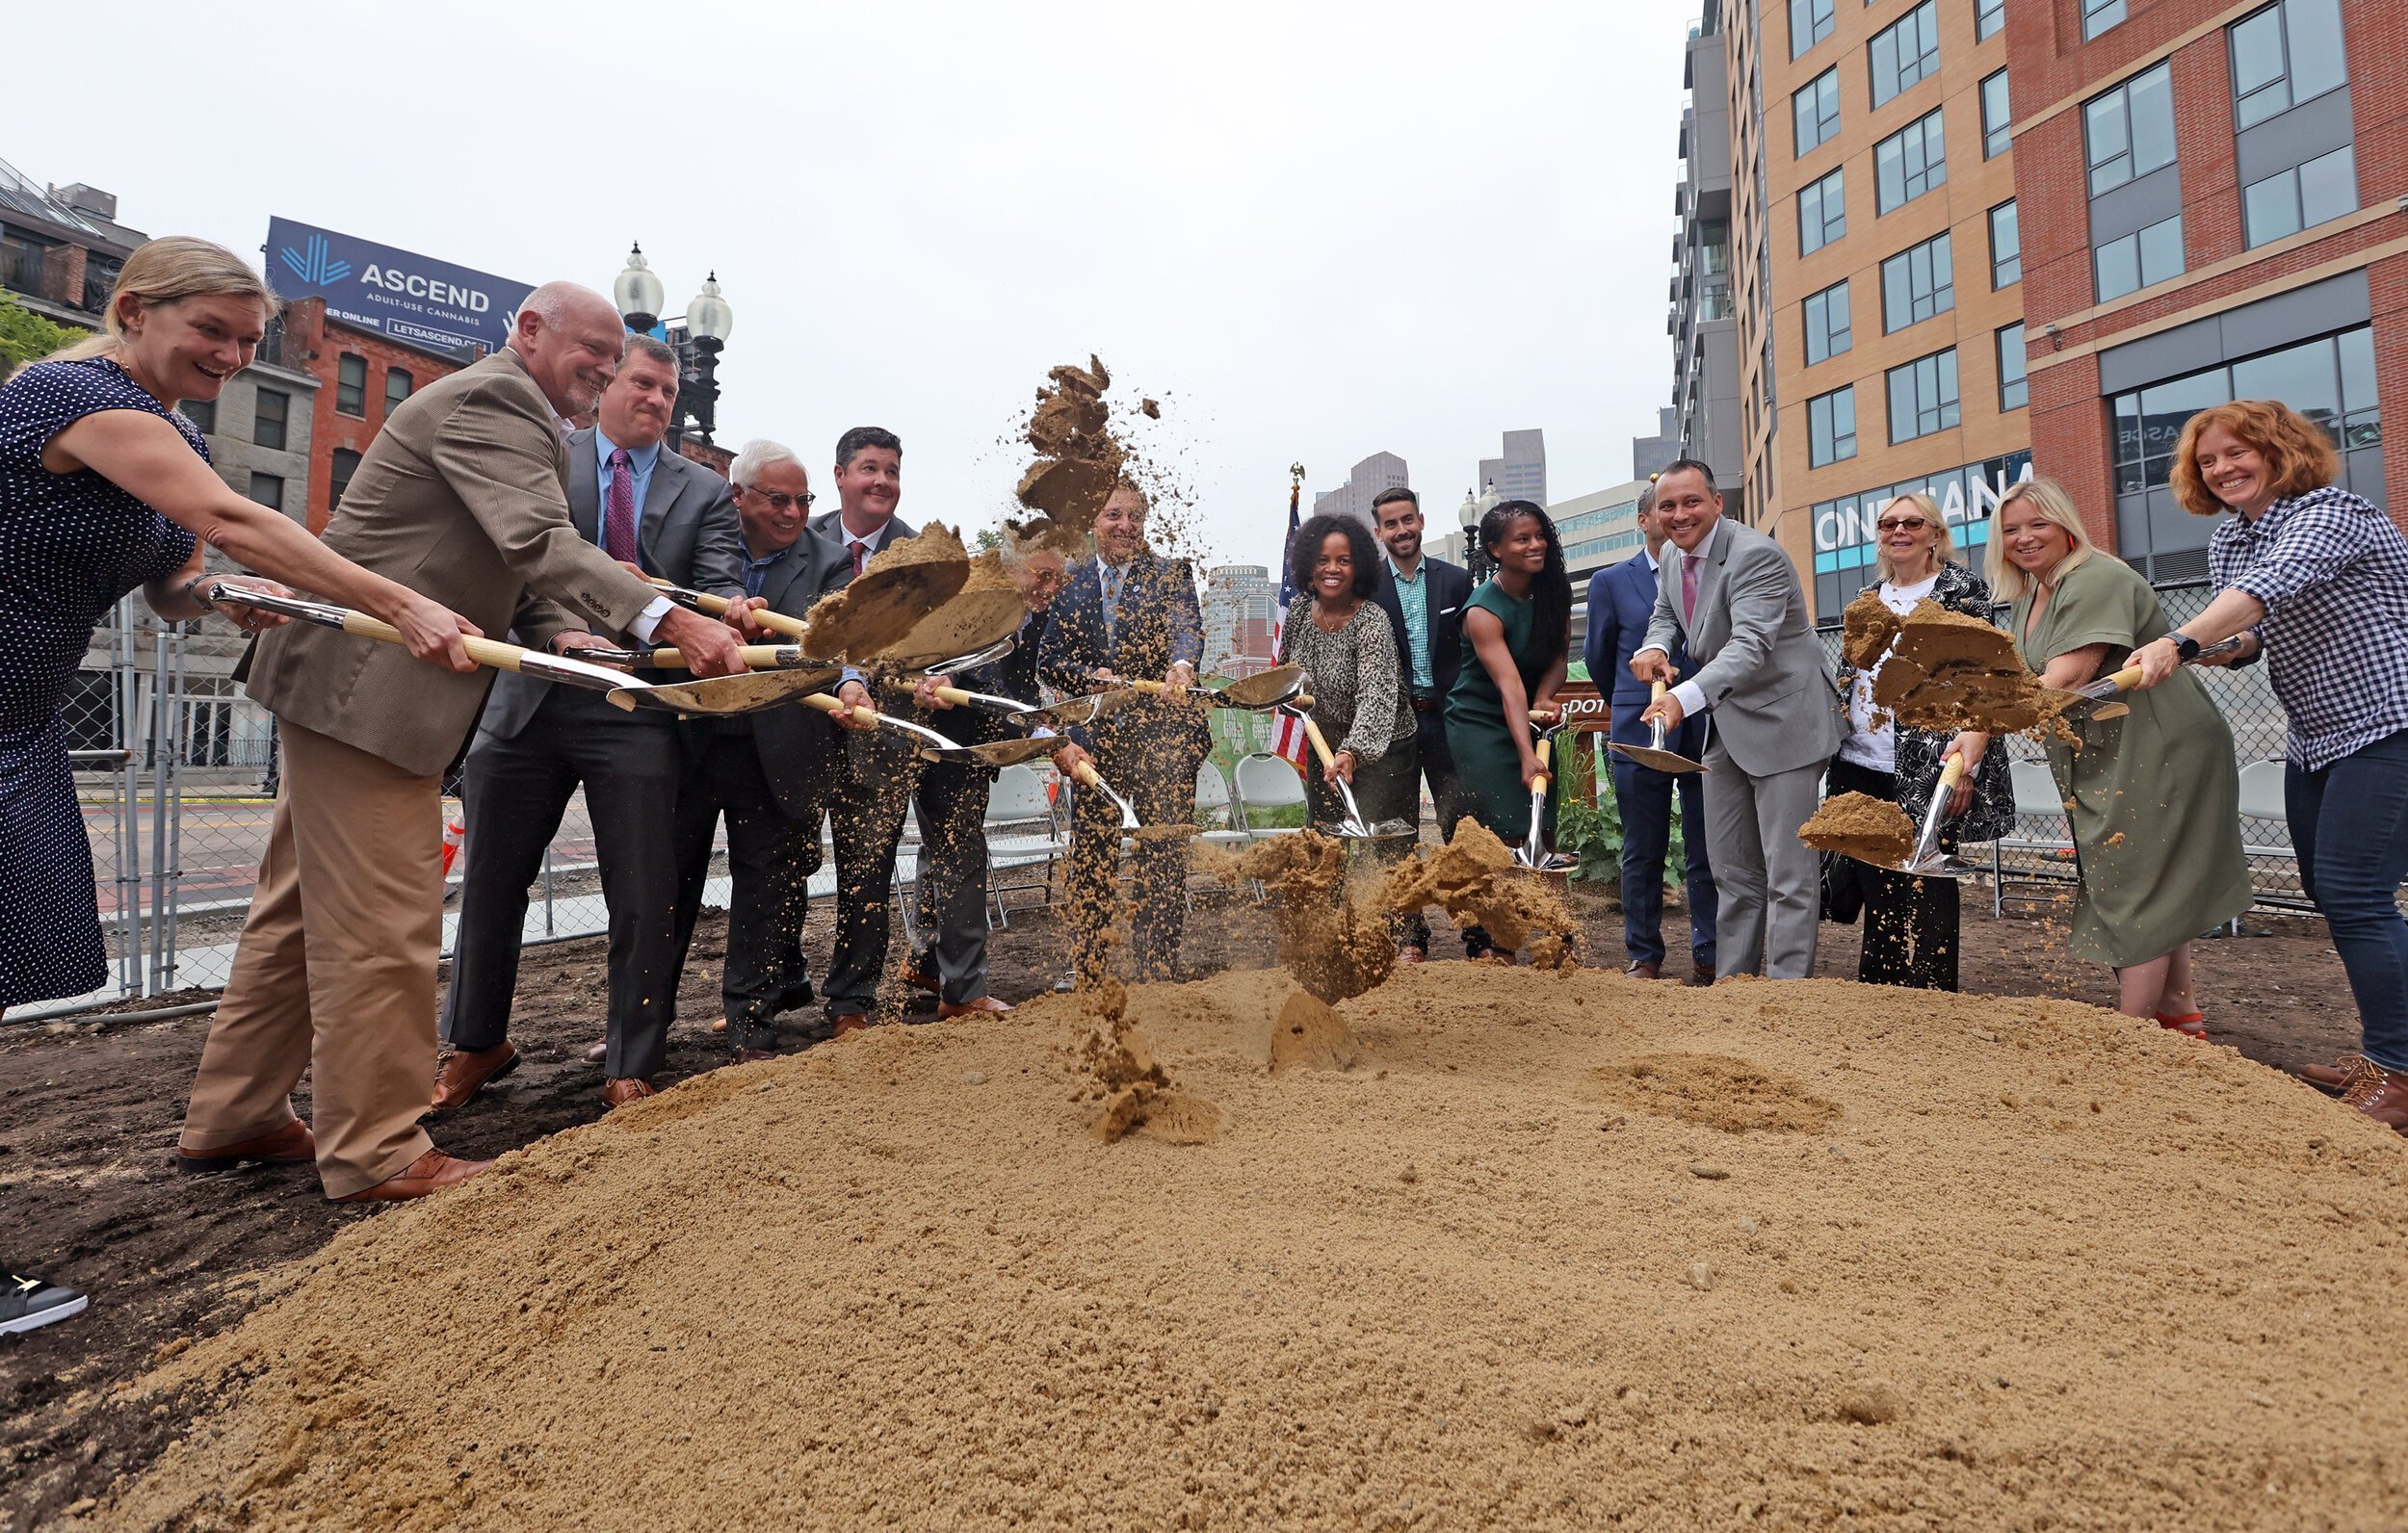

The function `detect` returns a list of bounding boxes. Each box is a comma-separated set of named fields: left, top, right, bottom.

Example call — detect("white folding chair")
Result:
left=1990, top=757, right=2079, bottom=916
left=1233, top=751, right=1307, bottom=840
left=984, top=762, right=1068, bottom=926
left=1192, top=762, right=1252, bottom=852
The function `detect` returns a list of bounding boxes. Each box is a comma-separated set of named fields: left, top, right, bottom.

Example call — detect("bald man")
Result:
left=177, top=283, right=746, bottom=1204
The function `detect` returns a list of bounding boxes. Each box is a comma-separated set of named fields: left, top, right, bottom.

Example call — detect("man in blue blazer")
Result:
left=1367, top=487, right=1477, bottom=958
left=1037, top=483, right=1209, bottom=987
left=1583, top=482, right=1716, bottom=983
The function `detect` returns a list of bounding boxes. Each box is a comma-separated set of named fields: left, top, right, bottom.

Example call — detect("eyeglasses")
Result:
left=744, top=489, right=816, bottom=511
left=1875, top=516, right=1931, bottom=533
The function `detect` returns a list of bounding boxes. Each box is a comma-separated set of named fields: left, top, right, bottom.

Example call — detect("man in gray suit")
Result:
left=1632, top=459, right=1844, bottom=981
left=434, top=336, right=747, bottom=1110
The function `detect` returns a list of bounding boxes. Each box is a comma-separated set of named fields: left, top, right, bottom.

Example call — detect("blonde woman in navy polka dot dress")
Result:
left=1, top=247, right=475, bottom=991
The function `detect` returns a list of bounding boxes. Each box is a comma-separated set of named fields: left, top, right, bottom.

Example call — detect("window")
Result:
left=1870, top=2, right=1941, bottom=108
left=1881, top=232, right=1954, bottom=331
left=1809, top=387, right=1858, bottom=467
left=1793, top=67, right=1841, bottom=155
left=2083, top=62, right=2175, bottom=195
left=2242, top=143, right=2358, bottom=247
left=1804, top=280, right=1852, bottom=365
left=2232, top=0, right=2348, bottom=130
left=1989, top=200, right=2022, bottom=287
left=329, top=448, right=361, bottom=513
left=253, top=387, right=290, bottom=451
left=1976, top=0, right=2005, bottom=41
left=2084, top=0, right=2127, bottom=39
left=1981, top=70, right=2012, bottom=157
left=0, top=227, right=54, bottom=293
left=384, top=367, right=413, bottom=418
left=2094, top=215, right=2185, bottom=301
left=247, top=473, right=285, bottom=511
left=176, top=398, right=216, bottom=435
left=1874, top=109, right=1948, bottom=213
left=1997, top=325, right=2028, bottom=412
left=1887, top=349, right=1961, bottom=442
left=1791, top=0, right=1835, bottom=58
left=1799, top=168, right=1846, bottom=254
left=335, top=353, right=366, bottom=416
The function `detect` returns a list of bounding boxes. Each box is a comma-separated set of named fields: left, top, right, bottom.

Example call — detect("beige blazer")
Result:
left=246, top=348, right=662, bottom=775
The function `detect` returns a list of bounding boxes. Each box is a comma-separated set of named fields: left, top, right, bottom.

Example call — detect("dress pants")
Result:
left=1067, top=718, right=1204, bottom=982
left=1824, top=757, right=1955, bottom=990
left=2288, top=727, right=2408, bottom=1073
left=670, top=723, right=824, bottom=1052
left=824, top=728, right=922, bottom=1018
left=1610, top=752, right=1717, bottom=973
left=1303, top=743, right=1421, bottom=944
left=1700, top=735, right=1828, bottom=980
left=440, top=689, right=683, bottom=1082
left=179, top=722, right=440, bottom=1200
left=1396, top=704, right=1483, bottom=952
left=909, top=758, right=998, bottom=1005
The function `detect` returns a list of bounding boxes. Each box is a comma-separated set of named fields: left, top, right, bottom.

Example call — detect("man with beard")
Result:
left=1367, top=486, right=1474, bottom=961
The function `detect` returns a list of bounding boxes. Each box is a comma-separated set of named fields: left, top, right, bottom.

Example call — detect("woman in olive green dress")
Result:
left=1951, top=478, right=2251, bottom=1028
left=1444, top=499, right=1570, bottom=846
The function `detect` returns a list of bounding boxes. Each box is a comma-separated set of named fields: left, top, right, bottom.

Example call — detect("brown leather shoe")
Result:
left=903, top=966, right=939, bottom=995
left=2341, top=1064, right=2408, bottom=1134
left=602, top=1078, right=656, bottom=1109
left=709, top=1016, right=728, bottom=1034
left=1624, top=960, right=1661, bottom=981
left=583, top=1036, right=609, bottom=1065
left=733, top=1047, right=776, bottom=1064
left=936, top=996, right=1012, bottom=1019
left=332, top=1149, right=491, bottom=1203
left=1686, top=966, right=1716, bottom=987
left=830, top=1013, right=874, bottom=1038
left=177, top=1117, right=315, bottom=1175
left=2301, top=1052, right=2377, bottom=1096
left=430, top=1042, right=518, bottom=1116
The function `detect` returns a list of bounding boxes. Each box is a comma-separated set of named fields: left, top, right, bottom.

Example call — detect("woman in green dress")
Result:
left=1445, top=498, right=1571, bottom=850
left=1950, top=477, right=2251, bottom=1028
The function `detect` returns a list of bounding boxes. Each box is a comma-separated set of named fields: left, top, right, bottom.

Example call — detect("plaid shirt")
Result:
left=2209, top=484, right=2408, bottom=770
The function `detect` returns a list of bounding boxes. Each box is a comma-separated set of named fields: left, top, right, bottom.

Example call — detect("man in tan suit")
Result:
left=175, top=282, right=745, bottom=1203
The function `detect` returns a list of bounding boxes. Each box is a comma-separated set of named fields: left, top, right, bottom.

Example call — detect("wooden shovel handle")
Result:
left=339, top=611, right=531, bottom=673
left=1072, top=760, right=1104, bottom=789
left=651, top=579, right=808, bottom=639
left=880, top=678, right=977, bottom=706
left=1531, top=733, right=1555, bottom=798
left=798, top=691, right=879, bottom=728
left=1297, top=715, right=1340, bottom=773
left=644, top=644, right=799, bottom=669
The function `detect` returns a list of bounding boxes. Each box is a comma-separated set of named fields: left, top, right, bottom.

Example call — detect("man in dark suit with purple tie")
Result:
left=1582, top=482, right=1716, bottom=984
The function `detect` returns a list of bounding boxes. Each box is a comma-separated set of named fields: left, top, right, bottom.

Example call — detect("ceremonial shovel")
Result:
left=203, top=582, right=829, bottom=716
left=1279, top=693, right=1417, bottom=846
left=1127, top=664, right=1309, bottom=711
left=1606, top=682, right=1710, bottom=775
left=1848, top=755, right=1981, bottom=881
left=1515, top=721, right=1577, bottom=872
left=2048, top=637, right=2244, bottom=721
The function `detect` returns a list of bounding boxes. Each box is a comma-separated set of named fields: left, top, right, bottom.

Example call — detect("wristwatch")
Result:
left=2171, top=633, right=2202, bottom=663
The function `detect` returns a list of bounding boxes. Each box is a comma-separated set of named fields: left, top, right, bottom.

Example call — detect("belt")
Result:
left=1412, top=696, right=1441, bottom=713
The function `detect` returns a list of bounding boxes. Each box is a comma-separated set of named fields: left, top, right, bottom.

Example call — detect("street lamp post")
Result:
left=1461, top=479, right=1503, bottom=584
left=612, top=244, right=735, bottom=453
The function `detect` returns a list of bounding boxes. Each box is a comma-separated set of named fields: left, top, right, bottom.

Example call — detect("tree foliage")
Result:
left=0, top=291, right=86, bottom=374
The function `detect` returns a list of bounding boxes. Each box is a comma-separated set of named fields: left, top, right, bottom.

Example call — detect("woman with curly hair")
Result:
left=1827, top=492, right=2014, bottom=989
left=2127, top=400, right=2408, bottom=1130
left=1444, top=501, right=1570, bottom=939
left=1276, top=512, right=1417, bottom=896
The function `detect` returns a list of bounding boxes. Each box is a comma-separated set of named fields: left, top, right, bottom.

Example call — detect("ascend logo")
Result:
left=276, top=231, right=352, bottom=286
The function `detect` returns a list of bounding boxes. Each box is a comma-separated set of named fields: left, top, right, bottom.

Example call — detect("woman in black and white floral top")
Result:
left=1278, top=513, right=1415, bottom=863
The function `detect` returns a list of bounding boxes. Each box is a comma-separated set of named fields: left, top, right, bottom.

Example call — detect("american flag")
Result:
left=1269, top=477, right=1309, bottom=767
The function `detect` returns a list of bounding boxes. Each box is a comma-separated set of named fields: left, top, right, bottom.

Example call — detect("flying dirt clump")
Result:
left=1381, top=820, right=1578, bottom=970
left=1799, top=791, right=1917, bottom=867
left=799, top=521, right=973, bottom=662
left=1012, top=355, right=1129, bottom=556
left=1061, top=976, right=1221, bottom=1143
left=1841, top=589, right=1903, bottom=672
left=1220, top=831, right=1397, bottom=1004
left=1869, top=599, right=2070, bottom=736
left=877, top=548, right=1028, bottom=667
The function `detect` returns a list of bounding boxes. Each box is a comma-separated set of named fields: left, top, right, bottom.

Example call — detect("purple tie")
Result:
left=1682, top=553, right=1702, bottom=624
left=604, top=448, right=639, bottom=564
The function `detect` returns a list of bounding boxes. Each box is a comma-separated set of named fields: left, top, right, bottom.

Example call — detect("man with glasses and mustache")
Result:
left=433, top=335, right=749, bottom=1114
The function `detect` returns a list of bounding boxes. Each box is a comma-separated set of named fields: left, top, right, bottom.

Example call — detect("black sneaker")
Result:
left=1, top=1268, right=89, bottom=1337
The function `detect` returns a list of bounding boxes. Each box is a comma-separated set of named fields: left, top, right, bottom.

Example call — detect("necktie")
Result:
left=1682, top=553, right=1702, bottom=624
left=604, top=448, right=639, bottom=564
left=1101, top=564, right=1122, bottom=645
left=851, top=539, right=870, bottom=577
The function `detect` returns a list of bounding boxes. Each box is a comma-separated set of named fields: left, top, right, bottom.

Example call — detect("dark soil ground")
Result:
left=0, top=880, right=2363, bottom=1529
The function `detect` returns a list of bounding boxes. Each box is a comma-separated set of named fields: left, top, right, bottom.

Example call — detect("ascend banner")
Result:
left=265, top=217, right=534, bottom=355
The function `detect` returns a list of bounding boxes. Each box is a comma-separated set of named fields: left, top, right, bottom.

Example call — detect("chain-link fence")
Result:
left=1812, top=576, right=2315, bottom=916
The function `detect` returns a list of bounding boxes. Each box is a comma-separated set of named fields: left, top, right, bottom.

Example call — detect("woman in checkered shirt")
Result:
left=2131, top=400, right=2408, bottom=1136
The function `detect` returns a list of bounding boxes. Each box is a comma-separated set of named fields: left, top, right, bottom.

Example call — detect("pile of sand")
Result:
left=1798, top=791, right=1917, bottom=868
left=90, top=965, right=2408, bottom=1529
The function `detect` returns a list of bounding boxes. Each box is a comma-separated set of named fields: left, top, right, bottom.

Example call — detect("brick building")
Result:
left=2009, top=0, right=2404, bottom=580
left=0, top=159, right=141, bottom=333
left=274, top=298, right=474, bottom=533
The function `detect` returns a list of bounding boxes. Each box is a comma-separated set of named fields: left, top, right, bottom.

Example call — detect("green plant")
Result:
left=0, top=292, right=84, bottom=372
left=1549, top=736, right=1685, bottom=887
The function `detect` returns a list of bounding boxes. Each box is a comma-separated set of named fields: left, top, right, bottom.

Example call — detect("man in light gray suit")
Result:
left=434, top=336, right=746, bottom=1110
left=1632, top=459, right=1845, bottom=981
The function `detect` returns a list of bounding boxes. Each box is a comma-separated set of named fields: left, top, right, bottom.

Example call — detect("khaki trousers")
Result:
left=179, top=721, right=440, bottom=1198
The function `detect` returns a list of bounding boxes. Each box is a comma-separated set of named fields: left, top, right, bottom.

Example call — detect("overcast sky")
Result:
left=14, top=0, right=1691, bottom=572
